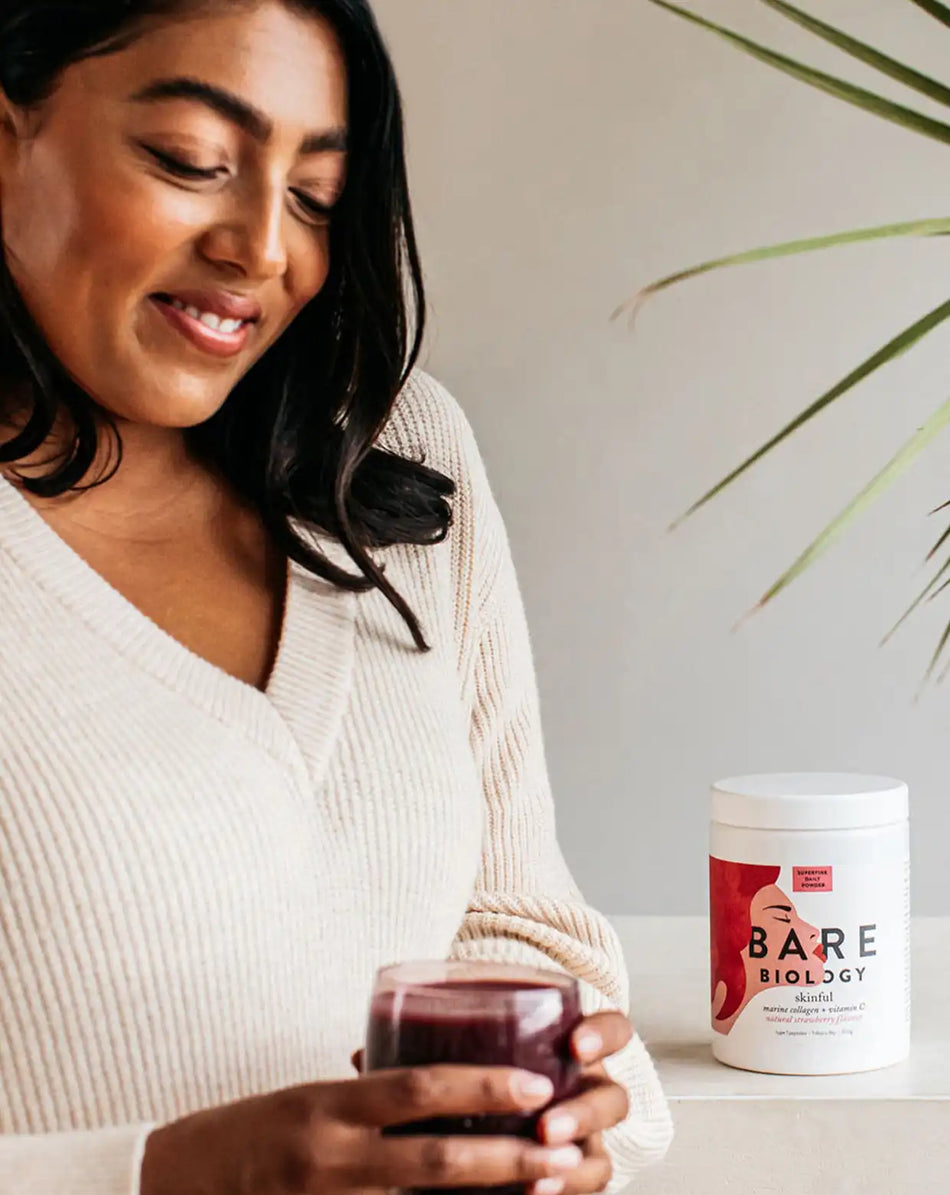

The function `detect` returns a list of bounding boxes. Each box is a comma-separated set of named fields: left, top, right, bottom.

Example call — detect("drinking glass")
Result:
left=365, top=959, right=584, bottom=1195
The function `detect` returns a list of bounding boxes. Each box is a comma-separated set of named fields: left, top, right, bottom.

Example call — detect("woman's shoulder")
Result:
left=380, top=369, right=502, bottom=629
left=380, top=368, right=481, bottom=478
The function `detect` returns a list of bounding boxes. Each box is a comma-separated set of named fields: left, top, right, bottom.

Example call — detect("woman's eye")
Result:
left=142, top=144, right=334, bottom=222
left=143, top=145, right=224, bottom=181
left=291, top=189, right=335, bottom=226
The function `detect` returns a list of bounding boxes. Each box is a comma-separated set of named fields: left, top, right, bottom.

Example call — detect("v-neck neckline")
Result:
left=0, top=473, right=357, bottom=777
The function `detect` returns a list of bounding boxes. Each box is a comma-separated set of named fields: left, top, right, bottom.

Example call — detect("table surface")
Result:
left=609, top=915, right=949, bottom=1100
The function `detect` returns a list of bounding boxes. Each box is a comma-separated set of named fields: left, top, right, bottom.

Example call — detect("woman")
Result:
left=0, top=3, right=672, bottom=1193
left=710, top=859, right=826, bottom=1033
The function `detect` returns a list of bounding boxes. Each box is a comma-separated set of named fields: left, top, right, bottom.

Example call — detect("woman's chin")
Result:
left=105, top=388, right=231, bottom=431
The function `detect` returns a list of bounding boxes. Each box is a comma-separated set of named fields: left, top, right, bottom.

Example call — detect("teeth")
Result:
left=164, top=297, right=246, bottom=335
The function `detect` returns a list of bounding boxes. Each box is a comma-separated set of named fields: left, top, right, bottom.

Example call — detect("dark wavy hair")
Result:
left=0, top=0, right=455, bottom=651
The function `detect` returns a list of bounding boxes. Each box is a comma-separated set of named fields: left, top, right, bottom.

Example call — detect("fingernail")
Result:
left=516, top=1072, right=555, bottom=1102
left=545, top=1146, right=584, bottom=1172
left=535, top=1180, right=566, bottom=1195
left=575, top=1030, right=602, bottom=1058
left=543, top=1113, right=578, bottom=1144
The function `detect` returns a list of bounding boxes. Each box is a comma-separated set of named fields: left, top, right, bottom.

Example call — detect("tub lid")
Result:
left=711, top=773, right=908, bottom=830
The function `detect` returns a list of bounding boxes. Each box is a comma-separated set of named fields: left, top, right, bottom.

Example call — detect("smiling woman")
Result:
left=0, top=4, right=672, bottom=1195
left=0, top=0, right=443, bottom=656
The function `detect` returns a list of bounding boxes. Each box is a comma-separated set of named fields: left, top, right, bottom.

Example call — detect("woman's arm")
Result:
left=420, top=372, right=673, bottom=1190
left=0, top=1122, right=154, bottom=1195
left=450, top=571, right=672, bottom=1190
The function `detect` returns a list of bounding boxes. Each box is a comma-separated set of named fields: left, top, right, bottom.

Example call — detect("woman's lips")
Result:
left=149, top=295, right=253, bottom=359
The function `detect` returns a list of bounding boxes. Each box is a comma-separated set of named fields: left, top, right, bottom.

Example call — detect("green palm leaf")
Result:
left=909, top=0, right=950, bottom=31
left=881, top=554, right=950, bottom=644
left=646, top=1, right=950, bottom=149
left=928, top=613, right=950, bottom=683
left=671, top=296, right=950, bottom=529
left=749, top=396, right=950, bottom=615
left=642, top=0, right=950, bottom=674
left=926, top=515, right=950, bottom=560
left=757, top=0, right=950, bottom=108
left=613, top=218, right=950, bottom=325
left=929, top=574, right=950, bottom=603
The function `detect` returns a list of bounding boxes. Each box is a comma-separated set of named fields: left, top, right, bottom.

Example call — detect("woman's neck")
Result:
left=2, top=408, right=229, bottom=544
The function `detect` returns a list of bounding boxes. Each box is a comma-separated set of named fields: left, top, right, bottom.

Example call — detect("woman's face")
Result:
left=0, top=1, right=348, bottom=429
left=713, top=882, right=827, bottom=1030
left=748, top=884, right=825, bottom=968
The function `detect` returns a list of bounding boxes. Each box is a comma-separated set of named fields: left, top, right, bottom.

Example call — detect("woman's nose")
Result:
left=200, top=184, right=289, bottom=281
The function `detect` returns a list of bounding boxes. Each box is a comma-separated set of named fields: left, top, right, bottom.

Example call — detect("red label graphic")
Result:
left=709, top=857, right=829, bottom=1036
left=793, top=866, right=833, bottom=893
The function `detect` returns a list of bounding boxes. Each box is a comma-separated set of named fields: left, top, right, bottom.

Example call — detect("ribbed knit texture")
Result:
left=0, top=370, right=672, bottom=1194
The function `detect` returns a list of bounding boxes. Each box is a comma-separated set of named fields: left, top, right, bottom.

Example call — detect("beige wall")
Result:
left=375, top=0, right=950, bottom=914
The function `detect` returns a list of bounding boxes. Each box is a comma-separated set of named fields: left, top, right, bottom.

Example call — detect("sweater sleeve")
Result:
left=435, top=379, right=673, bottom=1190
left=0, top=1122, right=153, bottom=1195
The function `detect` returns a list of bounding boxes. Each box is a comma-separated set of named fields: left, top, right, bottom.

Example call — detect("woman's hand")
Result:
left=139, top=1066, right=587, bottom=1195
left=533, top=1010, right=635, bottom=1195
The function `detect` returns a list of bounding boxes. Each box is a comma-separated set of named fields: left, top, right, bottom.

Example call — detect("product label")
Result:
left=793, top=866, right=832, bottom=893
left=709, top=856, right=910, bottom=1070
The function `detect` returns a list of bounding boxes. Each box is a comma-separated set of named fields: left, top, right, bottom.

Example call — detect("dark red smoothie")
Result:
left=366, top=975, right=583, bottom=1195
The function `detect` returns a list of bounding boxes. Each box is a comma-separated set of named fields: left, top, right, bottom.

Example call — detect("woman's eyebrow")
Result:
left=764, top=904, right=793, bottom=912
left=128, top=76, right=348, bottom=154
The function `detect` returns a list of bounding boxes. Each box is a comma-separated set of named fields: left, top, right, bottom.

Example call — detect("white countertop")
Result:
left=610, top=915, right=948, bottom=1099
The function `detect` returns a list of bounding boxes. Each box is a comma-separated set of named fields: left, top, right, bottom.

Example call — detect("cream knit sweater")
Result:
left=0, top=370, right=671, bottom=1194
